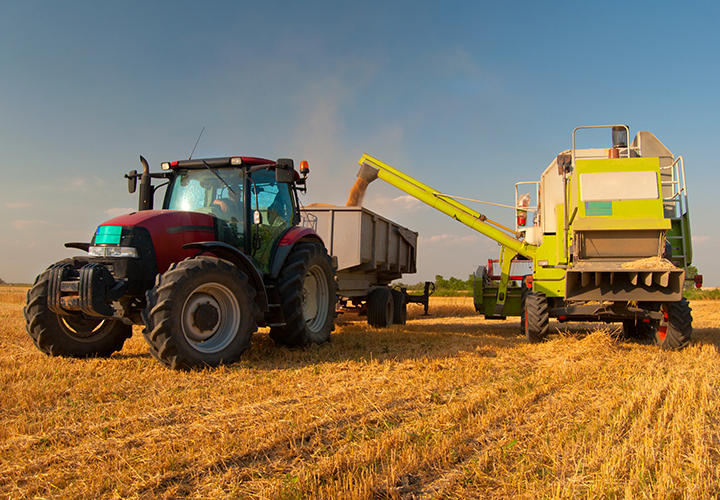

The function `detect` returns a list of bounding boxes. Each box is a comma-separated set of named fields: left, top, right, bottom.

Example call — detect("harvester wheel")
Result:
left=24, top=260, right=132, bottom=358
left=142, top=256, right=258, bottom=369
left=523, top=291, right=549, bottom=343
left=270, top=242, right=336, bottom=346
left=367, top=287, right=394, bottom=328
left=391, top=289, right=407, bottom=325
left=656, top=298, right=692, bottom=350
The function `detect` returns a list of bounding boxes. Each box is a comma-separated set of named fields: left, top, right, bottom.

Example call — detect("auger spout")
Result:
left=357, top=154, right=536, bottom=259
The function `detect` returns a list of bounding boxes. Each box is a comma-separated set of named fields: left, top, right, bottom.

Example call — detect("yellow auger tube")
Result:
left=358, top=154, right=537, bottom=259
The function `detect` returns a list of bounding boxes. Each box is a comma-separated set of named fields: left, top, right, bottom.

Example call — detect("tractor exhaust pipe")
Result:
left=138, top=155, right=153, bottom=211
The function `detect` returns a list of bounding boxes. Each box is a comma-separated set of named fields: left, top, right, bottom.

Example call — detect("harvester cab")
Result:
left=25, top=155, right=337, bottom=369
left=356, top=124, right=695, bottom=349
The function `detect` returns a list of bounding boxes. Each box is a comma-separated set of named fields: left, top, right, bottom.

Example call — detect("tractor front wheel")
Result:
left=142, top=257, right=258, bottom=369
left=24, top=262, right=132, bottom=357
left=656, top=298, right=692, bottom=350
left=270, top=242, right=337, bottom=346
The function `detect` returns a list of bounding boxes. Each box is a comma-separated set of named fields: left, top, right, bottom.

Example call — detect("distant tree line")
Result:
left=396, top=274, right=474, bottom=294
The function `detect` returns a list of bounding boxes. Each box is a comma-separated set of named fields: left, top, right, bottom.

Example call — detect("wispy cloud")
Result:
left=692, top=235, right=711, bottom=244
left=5, top=202, right=32, bottom=209
left=11, top=220, right=48, bottom=230
left=368, top=194, right=427, bottom=212
left=104, top=207, right=135, bottom=217
left=418, top=234, right=481, bottom=246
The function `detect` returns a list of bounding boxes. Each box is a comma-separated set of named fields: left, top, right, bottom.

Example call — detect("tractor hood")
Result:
left=95, top=210, right=216, bottom=274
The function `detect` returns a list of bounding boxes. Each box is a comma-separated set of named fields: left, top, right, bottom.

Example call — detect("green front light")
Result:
left=95, top=226, right=122, bottom=245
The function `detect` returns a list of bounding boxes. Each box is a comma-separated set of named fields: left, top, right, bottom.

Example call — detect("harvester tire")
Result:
left=656, top=298, right=692, bottom=350
left=367, top=287, right=394, bottom=328
left=523, top=291, right=549, bottom=343
left=24, top=260, right=132, bottom=358
left=391, top=289, right=407, bottom=325
left=142, top=256, right=258, bottom=369
left=269, top=242, right=336, bottom=346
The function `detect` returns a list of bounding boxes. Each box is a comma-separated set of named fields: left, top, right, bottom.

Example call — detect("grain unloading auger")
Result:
left=357, top=125, right=697, bottom=349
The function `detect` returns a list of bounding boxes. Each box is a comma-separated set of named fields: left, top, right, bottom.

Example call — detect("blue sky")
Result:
left=1, top=1, right=719, bottom=285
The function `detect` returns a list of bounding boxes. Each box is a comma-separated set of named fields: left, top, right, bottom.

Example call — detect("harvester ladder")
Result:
left=661, top=156, right=690, bottom=272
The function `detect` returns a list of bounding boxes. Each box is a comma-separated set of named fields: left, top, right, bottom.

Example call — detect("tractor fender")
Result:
left=182, top=241, right=269, bottom=313
left=269, top=227, right=327, bottom=279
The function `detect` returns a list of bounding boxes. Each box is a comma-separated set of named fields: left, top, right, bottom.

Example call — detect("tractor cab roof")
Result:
left=161, top=156, right=275, bottom=171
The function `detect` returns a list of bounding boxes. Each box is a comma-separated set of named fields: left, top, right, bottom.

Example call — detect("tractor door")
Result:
left=249, top=169, right=295, bottom=272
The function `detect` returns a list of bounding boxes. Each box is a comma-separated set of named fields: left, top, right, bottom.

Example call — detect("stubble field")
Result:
left=1, top=287, right=720, bottom=499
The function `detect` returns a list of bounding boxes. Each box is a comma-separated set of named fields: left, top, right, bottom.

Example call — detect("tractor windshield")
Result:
left=164, top=168, right=245, bottom=245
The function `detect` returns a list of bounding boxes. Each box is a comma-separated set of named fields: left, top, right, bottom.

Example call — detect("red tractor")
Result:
left=24, top=156, right=337, bottom=369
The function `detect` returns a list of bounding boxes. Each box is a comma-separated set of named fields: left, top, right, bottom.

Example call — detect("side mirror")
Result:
left=556, top=154, right=572, bottom=175
left=275, top=158, right=295, bottom=183
left=125, top=170, right=138, bottom=193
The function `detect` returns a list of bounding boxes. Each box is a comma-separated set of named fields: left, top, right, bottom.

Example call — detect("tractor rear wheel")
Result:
left=523, top=291, right=549, bottom=343
left=368, top=287, right=394, bottom=327
left=24, top=260, right=132, bottom=357
left=656, top=298, right=692, bottom=350
left=142, top=256, right=258, bottom=369
left=270, top=242, right=336, bottom=346
left=391, top=289, right=407, bottom=325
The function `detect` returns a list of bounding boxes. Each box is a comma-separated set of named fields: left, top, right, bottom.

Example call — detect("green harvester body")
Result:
left=357, top=125, right=694, bottom=346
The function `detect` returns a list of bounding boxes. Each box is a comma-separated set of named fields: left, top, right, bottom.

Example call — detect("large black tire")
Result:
left=391, top=289, right=407, bottom=325
left=656, top=298, right=692, bottom=350
left=367, top=287, right=394, bottom=328
left=24, top=260, right=132, bottom=358
left=523, top=291, right=549, bottom=343
left=142, top=257, right=258, bottom=369
left=269, top=242, right=337, bottom=346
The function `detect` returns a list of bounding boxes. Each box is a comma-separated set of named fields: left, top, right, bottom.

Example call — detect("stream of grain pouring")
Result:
left=345, top=177, right=369, bottom=207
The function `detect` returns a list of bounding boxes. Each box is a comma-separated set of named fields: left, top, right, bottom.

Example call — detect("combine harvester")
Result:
left=357, top=125, right=698, bottom=349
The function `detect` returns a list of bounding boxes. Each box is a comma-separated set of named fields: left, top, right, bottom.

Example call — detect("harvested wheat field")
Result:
left=2, top=286, right=720, bottom=499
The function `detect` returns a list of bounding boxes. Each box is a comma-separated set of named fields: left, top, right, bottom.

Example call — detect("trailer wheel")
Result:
left=142, top=257, right=258, bottom=369
left=368, top=287, right=394, bottom=328
left=391, top=289, right=407, bottom=325
left=24, top=261, right=132, bottom=358
left=523, top=291, right=549, bottom=343
left=270, top=242, right=336, bottom=346
left=656, top=298, right=692, bottom=350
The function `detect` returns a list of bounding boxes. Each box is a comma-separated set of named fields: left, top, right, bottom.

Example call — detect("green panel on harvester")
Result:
left=585, top=201, right=612, bottom=216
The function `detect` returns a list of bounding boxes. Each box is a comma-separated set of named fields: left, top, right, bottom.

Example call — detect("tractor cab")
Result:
left=158, top=157, right=300, bottom=272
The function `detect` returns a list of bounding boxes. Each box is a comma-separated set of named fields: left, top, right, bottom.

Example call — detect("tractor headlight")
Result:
left=89, top=246, right=140, bottom=258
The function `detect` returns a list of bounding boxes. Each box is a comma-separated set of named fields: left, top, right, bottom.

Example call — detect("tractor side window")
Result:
left=250, top=170, right=294, bottom=271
